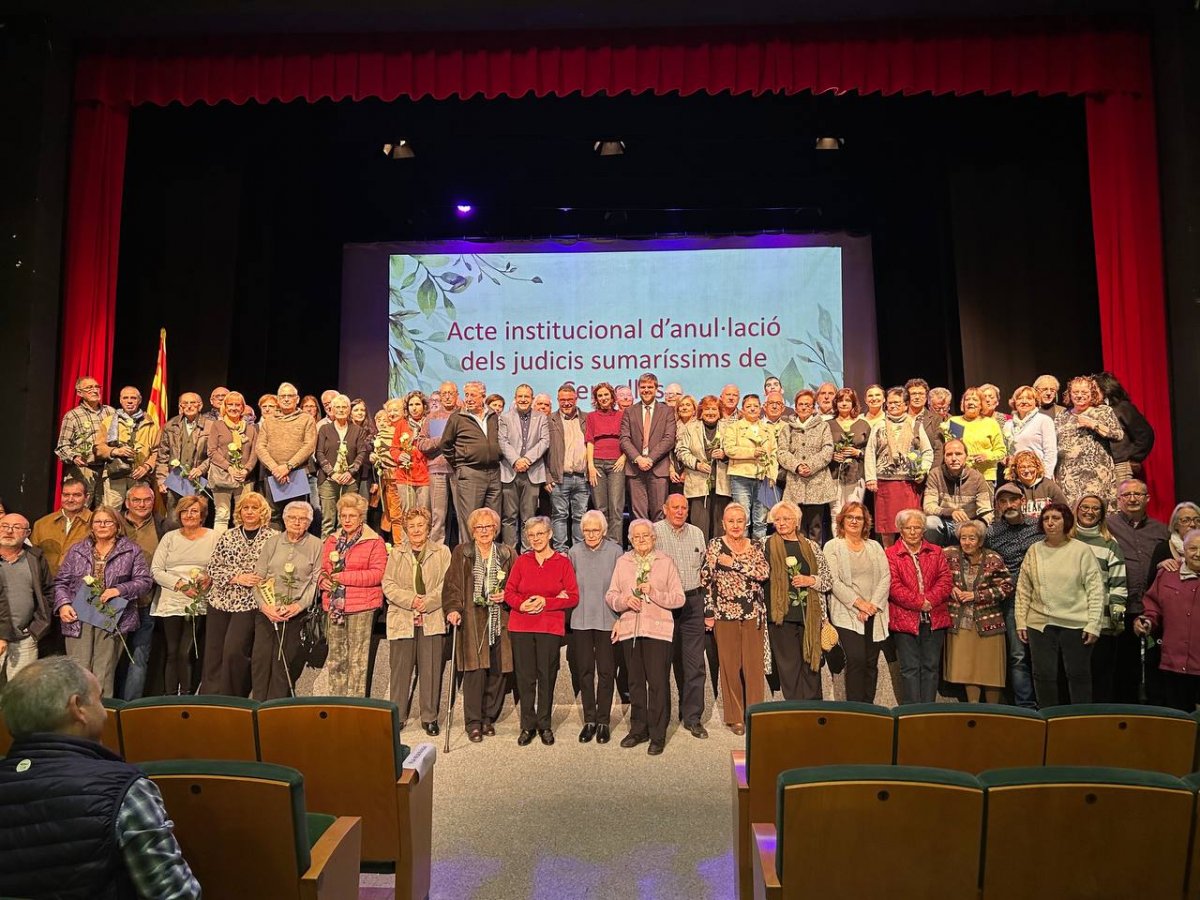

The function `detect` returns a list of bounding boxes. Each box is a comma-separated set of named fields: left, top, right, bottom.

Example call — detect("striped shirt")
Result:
left=653, top=520, right=705, bottom=591
left=1074, top=526, right=1129, bottom=634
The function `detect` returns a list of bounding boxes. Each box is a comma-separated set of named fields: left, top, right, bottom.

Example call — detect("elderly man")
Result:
left=718, top=383, right=740, bottom=421
left=499, top=384, right=550, bottom=551
left=418, top=381, right=460, bottom=544
left=155, top=391, right=210, bottom=525
left=54, top=375, right=115, bottom=508
left=547, top=383, right=590, bottom=551
left=764, top=376, right=794, bottom=416
left=203, top=385, right=254, bottom=424
left=1034, top=374, right=1064, bottom=418
left=95, top=386, right=161, bottom=509
left=620, top=373, right=677, bottom=521
left=663, top=383, right=684, bottom=410
left=30, top=480, right=92, bottom=576
left=614, top=385, right=634, bottom=411
left=318, top=388, right=339, bottom=426
left=654, top=494, right=710, bottom=738
left=256, top=382, right=318, bottom=529
left=1107, top=478, right=1171, bottom=704
left=985, top=483, right=1043, bottom=708
left=532, top=393, right=552, bottom=416
left=118, top=484, right=165, bottom=701
left=815, top=382, right=838, bottom=419
left=928, top=387, right=953, bottom=423
left=0, top=513, right=53, bottom=685
left=907, top=378, right=945, bottom=469
left=440, top=380, right=502, bottom=543
left=0, top=657, right=200, bottom=899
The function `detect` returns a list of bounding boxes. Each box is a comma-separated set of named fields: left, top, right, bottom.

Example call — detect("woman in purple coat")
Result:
left=53, top=505, right=153, bottom=697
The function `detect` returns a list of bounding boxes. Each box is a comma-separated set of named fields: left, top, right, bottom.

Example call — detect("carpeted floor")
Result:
left=297, top=636, right=910, bottom=899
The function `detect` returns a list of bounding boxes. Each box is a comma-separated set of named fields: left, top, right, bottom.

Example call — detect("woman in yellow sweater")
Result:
left=948, top=387, right=1006, bottom=484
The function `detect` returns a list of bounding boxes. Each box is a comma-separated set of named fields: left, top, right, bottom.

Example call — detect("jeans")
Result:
left=728, top=475, right=767, bottom=540
left=1003, top=598, right=1037, bottom=708
left=591, top=458, right=626, bottom=544
left=550, top=473, right=590, bottom=551
left=1027, top=624, right=1094, bottom=707
left=892, top=621, right=945, bottom=704
left=119, top=605, right=157, bottom=700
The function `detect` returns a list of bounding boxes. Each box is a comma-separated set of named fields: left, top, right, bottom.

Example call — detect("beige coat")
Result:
left=382, top=541, right=452, bottom=639
left=675, top=419, right=731, bottom=499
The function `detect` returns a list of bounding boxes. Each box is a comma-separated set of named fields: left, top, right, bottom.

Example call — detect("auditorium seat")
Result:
left=1042, top=704, right=1197, bottom=775
left=118, top=695, right=259, bottom=763
left=980, top=766, right=1194, bottom=899
left=256, top=697, right=433, bottom=900
left=733, top=701, right=896, bottom=900
left=142, top=758, right=362, bottom=900
left=100, top=696, right=125, bottom=756
left=751, top=765, right=984, bottom=900
left=894, top=703, right=1045, bottom=772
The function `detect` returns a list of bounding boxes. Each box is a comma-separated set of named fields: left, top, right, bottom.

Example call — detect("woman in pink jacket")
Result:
left=318, top=492, right=387, bottom=696
left=886, top=508, right=953, bottom=704
left=605, top=519, right=685, bottom=755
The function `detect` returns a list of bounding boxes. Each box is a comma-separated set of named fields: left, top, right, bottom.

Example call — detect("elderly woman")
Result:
left=318, top=491, right=387, bottom=697
left=315, top=394, right=371, bottom=539
left=504, top=515, right=579, bottom=746
left=1073, top=494, right=1129, bottom=702
left=829, top=388, right=871, bottom=535
left=207, top=391, right=259, bottom=533
left=251, top=499, right=321, bottom=700
left=585, top=382, right=627, bottom=544
left=676, top=394, right=730, bottom=541
left=764, top=501, right=832, bottom=700
left=203, top=491, right=277, bottom=696
left=1136, top=529, right=1200, bottom=711
left=865, top=387, right=933, bottom=547
left=1054, top=375, right=1125, bottom=509
left=723, top=395, right=776, bottom=540
left=943, top=520, right=1012, bottom=703
left=948, top=388, right=1006, bottom=484
left=1004, top=385, right=1058, bottom=475
left=1016, top=502, right=1105, bottom=706
left=1151, top=503, right=1200, bottom=574
left=777, top=390, right=835, bottom=545
left=374, top=394, right=431, bottom=546
left=701, top=503, right=770, bottom=734
left=1009, top=449, right=1068, bottom=522
left=54, top=506, right=153, bottom=697
left=442, top=507, right=516, bottom=742
left=886, top=509, right=953, bottom=704
left=257, top=394, right=279, bottom=420
left=824, top=502, right=890, bottom=702
left=151, top=495, right=220, bottom=695
left=605, top=519, right=685, bottom=755
left=382, top=507, right=451, bottom=734
left=568, top=509, right=623, bottom=743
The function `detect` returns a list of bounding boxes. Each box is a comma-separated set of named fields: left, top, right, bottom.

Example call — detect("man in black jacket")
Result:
left=0, top=656, right=199, bottom=899
left=0, top=513, right=53, bottom=685
left=439, top=380, right=501, bottom=543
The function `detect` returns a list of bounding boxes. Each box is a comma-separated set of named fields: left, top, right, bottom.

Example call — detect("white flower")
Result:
left=189, top=567, right=201, bottom=579
left=283, top=562, right=295, bottom=575
left=329, top=551, right=340, bottom=563
left=228, top=442, right=238, bottom=452
left=82, top=575, right=96, bottom=586
left=170, top=458, right=181, bottom=468
left=786, top=556, right=798, bottom=567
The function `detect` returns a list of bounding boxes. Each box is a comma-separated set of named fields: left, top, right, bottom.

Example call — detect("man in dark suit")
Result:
left=619, top=373, right=678, bottom=521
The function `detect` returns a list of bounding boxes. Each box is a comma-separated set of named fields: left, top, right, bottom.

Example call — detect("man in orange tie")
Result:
left=619, top=373, right=678, bottom=521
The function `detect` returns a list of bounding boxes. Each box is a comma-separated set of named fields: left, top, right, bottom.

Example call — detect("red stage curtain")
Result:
left=60, top=25, right=1175, bottom=515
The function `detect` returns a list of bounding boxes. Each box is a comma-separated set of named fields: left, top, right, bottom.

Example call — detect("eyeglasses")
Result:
left=0, top=524, right=29, bottom=533
left=93, top=520, right=118, bottom=527
left=472, top=524, right=496, bottom=532
left=1119, top=491, right=1148, bottom=499
left=844, top=515, right=864, bottom=522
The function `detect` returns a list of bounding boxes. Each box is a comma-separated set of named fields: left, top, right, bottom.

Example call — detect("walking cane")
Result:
left=443, top=623, right=458, bottom=754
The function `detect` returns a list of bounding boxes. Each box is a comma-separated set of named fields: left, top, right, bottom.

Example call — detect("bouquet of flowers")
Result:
left=332, top=441, right=350, bottom=477
left=905, top=449, right=928, bottom=479
left=179, top=568, right=212, bottom=656
left=72, top=429, right=94, bottom=462
left=785, top=556, right=809, bottom=609
left=833, top=432, right=856, bottom=479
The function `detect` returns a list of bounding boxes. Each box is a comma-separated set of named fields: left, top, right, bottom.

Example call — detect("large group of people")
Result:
left=3, top=363, right=1197, bottom=762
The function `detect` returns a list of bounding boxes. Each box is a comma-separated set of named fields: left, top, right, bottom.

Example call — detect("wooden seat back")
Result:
left=895, top=703, right=1046, bottom=772
left=1042, top=704, right=1197, bottom=776
left=119, top=695, right=259, bottom=763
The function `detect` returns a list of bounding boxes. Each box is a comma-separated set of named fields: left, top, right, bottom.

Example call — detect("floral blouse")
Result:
left=700, top=537, right=770, bottom=620
left=208, top=527, right=279, bottom=612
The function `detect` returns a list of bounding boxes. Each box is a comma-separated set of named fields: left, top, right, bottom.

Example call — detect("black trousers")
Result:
left=570, top=629, right=616, bottom=725
left=672, top=589, right=709, bottom=726
left=1113, top=616, right=1145, bottom=703
left=837, top=618, right=883, bottom=703
left=161, top=616, right=205, bottom=695
left=201, top=608, right=256, bottom=697
left=625, top=637, right=673, bottom=743
left=462, top=639, right=507, bottom=730
left=1090, top=633, right=1120, bottom=703
left=510, top=631, right=561, bottom=731
left=250, top=613, right=305, bottom=700
left=688, top=493, right=729, bottom=543
left=769, top=621, right=822, bottom=700
left=1027, top=624, right=1093, bottom=707
left=1161, top=669, right=1200, bottom=713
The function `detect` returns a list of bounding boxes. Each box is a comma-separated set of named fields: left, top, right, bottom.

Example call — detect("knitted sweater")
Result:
left=1015, top=539, right=1105, bottom=636
left=256, top=411, right=317, bottom=473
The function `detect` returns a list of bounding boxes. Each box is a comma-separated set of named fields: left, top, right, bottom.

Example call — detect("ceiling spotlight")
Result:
left=814, top=137, right=843, bottom=151
left=454, top=203, right=474, bottom=217
left=382, top=140, right=415, bottom=159
left=594, top=140, right=625, bottom=157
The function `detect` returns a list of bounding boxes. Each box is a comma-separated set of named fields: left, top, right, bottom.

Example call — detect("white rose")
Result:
left=82, top=575, right=96, bottom=586
left=329, top=551, right=340, bottom=563
left=228, top=442, right=238, bottom=452
left=786, top=556, right=798, bottom=567
left=283, top=562, right=295, bottom=574
left=170, top=458, right=181, bottom=468
left=189, top=567, right=201, bottom=579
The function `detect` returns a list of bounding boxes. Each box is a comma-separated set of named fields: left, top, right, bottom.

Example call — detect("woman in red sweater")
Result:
left=886, top=508, right=953, bottom=704
left=504, top=515, right=579, bottom=745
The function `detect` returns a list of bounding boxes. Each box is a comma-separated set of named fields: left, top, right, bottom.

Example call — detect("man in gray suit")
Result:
left=619, top=373, right=678, bottom=521
left=498, top=384, right=550, bottom=552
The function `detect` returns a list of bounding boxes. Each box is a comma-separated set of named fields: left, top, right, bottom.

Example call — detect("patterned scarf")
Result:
left=106, top=407, right=145, bottom=444
left=472, top=544, right=503, bottom=646
left=883, top=412, right=916, bottom=463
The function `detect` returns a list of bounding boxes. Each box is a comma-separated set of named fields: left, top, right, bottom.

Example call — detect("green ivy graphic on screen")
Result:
left=762, top=303, right=845, bottom=397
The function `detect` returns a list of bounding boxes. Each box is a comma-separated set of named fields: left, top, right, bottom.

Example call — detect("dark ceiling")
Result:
left=5, top=0, right=1188, bottom=38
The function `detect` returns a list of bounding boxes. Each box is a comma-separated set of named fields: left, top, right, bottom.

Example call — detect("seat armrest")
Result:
left=301, top=816, right=362, bottom=900
left=732, top=750, right=748, bottom=790
left=732, top=750, right=751, bottom=900
left=396, top=768, right=434, bottom=900
left=751, top=824, right=782, bottom=900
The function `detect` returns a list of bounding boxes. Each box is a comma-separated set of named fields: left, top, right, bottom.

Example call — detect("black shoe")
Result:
left=647, top=740, right=664, bottom=756
left=539, top=729, right=555, bottom=746
left=620, top=733, right=649, bottom=749
left=517, top=729, right=535, bottom=746
left=596, top=724, right=611, bottom=744
left=468, top=727, right=483, bottom=743
left=686, top=722, right=709, bottom=739
left=483, top=722, right=496, bottom=736
left=579, top=723, right=597, bottom=743
left=423, top=721, right=440, bottom=737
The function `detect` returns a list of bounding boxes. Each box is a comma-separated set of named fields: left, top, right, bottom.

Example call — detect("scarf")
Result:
left=106, top=407, right=145, bottom=444
left=767, top=534, right=822, bottom=672
left=1009, top=409, right=1039, bottom=436
left=1170, top=532, right=1184, bottom=561
left=472, top=544, right=503, bottom=646
left=222, top=415, right=246, bottom=453
left=883, top=413, right=916, bottom=463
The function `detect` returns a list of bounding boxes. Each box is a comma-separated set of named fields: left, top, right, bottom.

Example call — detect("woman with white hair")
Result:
left=1150, top=502, right=1200, bottom=575
left=942, top=519, right=1012, bottom=704
left=1136, top=529, right=1200, bottom=711
left=251, top=500, right=321, bottom=699
left=568, top=509, right=623, bottom=743
left=315, top=393, right=370, bottom=538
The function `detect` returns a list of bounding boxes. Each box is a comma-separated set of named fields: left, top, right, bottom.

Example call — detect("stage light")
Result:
left=455, top=203, right=474, bottom=217
left=382, top=140, right=415, bottom=159
left=814, top=137, right=844, bottom=151
left=593, top=140, right=625, bottom=156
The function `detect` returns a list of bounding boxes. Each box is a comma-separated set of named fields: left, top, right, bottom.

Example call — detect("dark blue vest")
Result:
left=0, top=734, right=142, bottom=900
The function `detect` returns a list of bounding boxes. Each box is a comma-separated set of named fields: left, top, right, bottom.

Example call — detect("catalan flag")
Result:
left=147, top=328, right=168, bottom=428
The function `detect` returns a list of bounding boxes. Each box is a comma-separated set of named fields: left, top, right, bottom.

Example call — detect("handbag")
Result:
left=300, top=605, right=329, bottom=668
left=820, top=617, right=840, bottom=652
